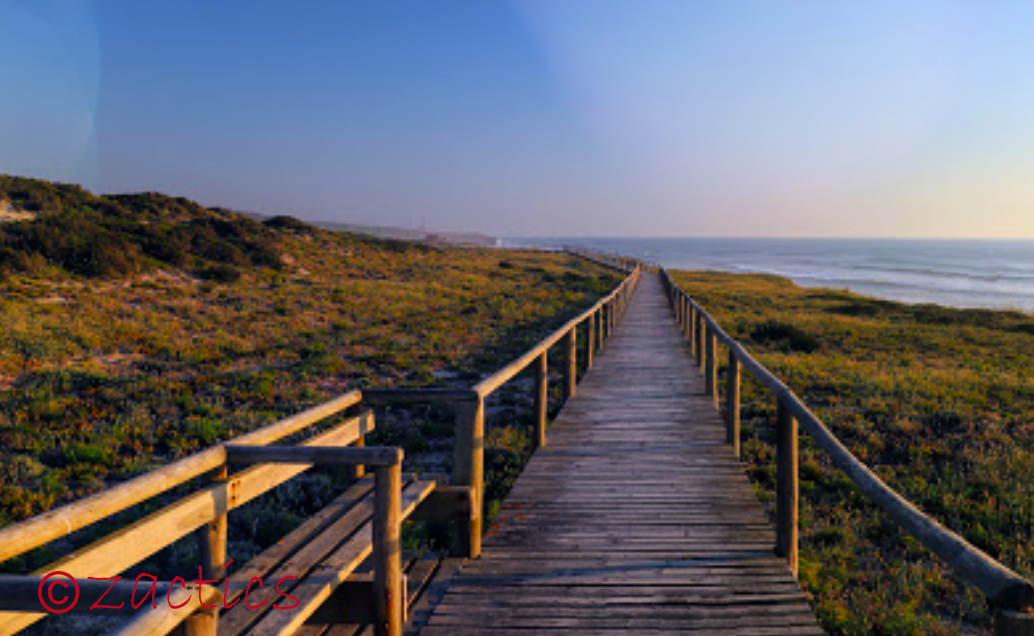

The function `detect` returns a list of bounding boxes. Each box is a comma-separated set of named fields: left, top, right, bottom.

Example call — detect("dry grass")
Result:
left=0, top=232, right=618, bottom=533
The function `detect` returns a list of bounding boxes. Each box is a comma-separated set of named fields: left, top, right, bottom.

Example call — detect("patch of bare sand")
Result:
left=0, top=200, right=35, bottom=223
left=36, top=296, right=69, bottom=304
left=92, top=352, right=144, bottom=369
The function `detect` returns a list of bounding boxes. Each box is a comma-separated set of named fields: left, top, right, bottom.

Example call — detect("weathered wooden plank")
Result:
left=241, top=480, right=435, bottom=636
left=225, top=444, right=403, bottom=468
left=299, top=554, right=440, bottom=635
left=415, top=275, right=819, bottom=635
left=404, top=558, right=464, bottom=636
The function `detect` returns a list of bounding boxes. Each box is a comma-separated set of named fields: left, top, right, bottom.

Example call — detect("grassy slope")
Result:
left=0, top=178, right=619, bottom=536
left=670, top=270, right=1034, bottom=636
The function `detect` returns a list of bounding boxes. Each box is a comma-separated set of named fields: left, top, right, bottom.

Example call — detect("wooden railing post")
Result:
left=186, top=466, right=227, bottom=636
left=347, top=433, right=366, bottom=481
left=345, top=410, right=373, bottom=483
left=597, top=307, right=605, bottom=350
left=373, top=453, right=403, bottom=636
left=682, top=297, right=691, bottom=340
left=586, top=316, right=595, bottom=370
left=564, top=328, right=577, bottom=399
left=688, top=304, right=697, bottom=356
left=592, top=309, right=599, bottom=351
left=725, top=349, right=741, bottom=458
left=453, top=397, right=484, bottom=558
left=705, top=330, right=717, bottom=403
left=776, top=400, right=799, bottom=576
left=695, top=313, right=705, bottom=371
left=994, top=608, right=1034, bottom=636
left=534, top=352, right=548, bottom=448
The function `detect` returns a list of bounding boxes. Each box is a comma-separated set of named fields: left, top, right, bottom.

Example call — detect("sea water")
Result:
left=511, top=237, right=1034, bottom=313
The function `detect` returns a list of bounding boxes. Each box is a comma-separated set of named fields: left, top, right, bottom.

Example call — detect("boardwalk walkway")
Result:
left=417, top=274, right=823, bottom=635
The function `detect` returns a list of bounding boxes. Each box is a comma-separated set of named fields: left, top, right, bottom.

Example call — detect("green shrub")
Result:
left=196, top=264, right=242, bottom=283
left=60, top=444, right=115, bottom=468
left=264, top=215, right=313, bottom=232
left=749, top=319, right=821, bottom=353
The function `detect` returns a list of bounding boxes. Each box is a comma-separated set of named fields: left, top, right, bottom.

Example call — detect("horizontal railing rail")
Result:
left=0, top=390, right=364, bottom=565
left=474, top=260, right=638, bottom=398
left=659, top=268, right=1034, bottom=635
left=0, top=252, right=639, bottom=636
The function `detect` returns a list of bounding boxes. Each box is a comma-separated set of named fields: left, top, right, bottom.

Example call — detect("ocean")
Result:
left=510, top=238, right=1034, bottom=313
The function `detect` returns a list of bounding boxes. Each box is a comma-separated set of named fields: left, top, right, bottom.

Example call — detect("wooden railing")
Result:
left=0, top=254, right=640, bottom=636
left=365, top=254, right=641, bottom=558
left=0, top=398, right=386, bottom=635
left=660, top=268, right=1034, bottom=636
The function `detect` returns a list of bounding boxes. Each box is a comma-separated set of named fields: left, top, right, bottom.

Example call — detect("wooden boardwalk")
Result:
left=417, top=274, right=823, bottom=635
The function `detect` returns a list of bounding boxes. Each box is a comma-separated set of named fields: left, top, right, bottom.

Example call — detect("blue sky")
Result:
left=3, top=1, right=1034, bottom=237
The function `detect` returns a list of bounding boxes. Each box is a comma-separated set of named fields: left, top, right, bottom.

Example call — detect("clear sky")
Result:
left=3, top=1, right=1034, bottom=238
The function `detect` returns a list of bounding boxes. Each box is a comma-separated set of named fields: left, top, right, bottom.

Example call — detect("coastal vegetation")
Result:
left=670, top=269, right=1034, bottom=636
left=0, top=176, right=619, bottom=576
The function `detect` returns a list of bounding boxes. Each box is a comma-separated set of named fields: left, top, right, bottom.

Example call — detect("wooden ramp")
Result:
left=417, top=274, right=824, bottom=635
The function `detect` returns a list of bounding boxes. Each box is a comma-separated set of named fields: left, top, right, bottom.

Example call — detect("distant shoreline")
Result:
left=513, top=236, right=1034, bottom=313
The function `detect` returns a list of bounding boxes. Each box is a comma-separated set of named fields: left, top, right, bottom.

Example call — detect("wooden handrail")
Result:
left=659, top=269, right=1034, bottom=620
left=0, top=411, right=376, bottom=636
left=473, top=263, right=639, bottom=398
left=563, top=248, right=639, bottom=275
left=225, top=444, right=403, bottom=467
left=0, top=390, right=363, bottom=565
left=362, top=388, right=478, bottom=404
